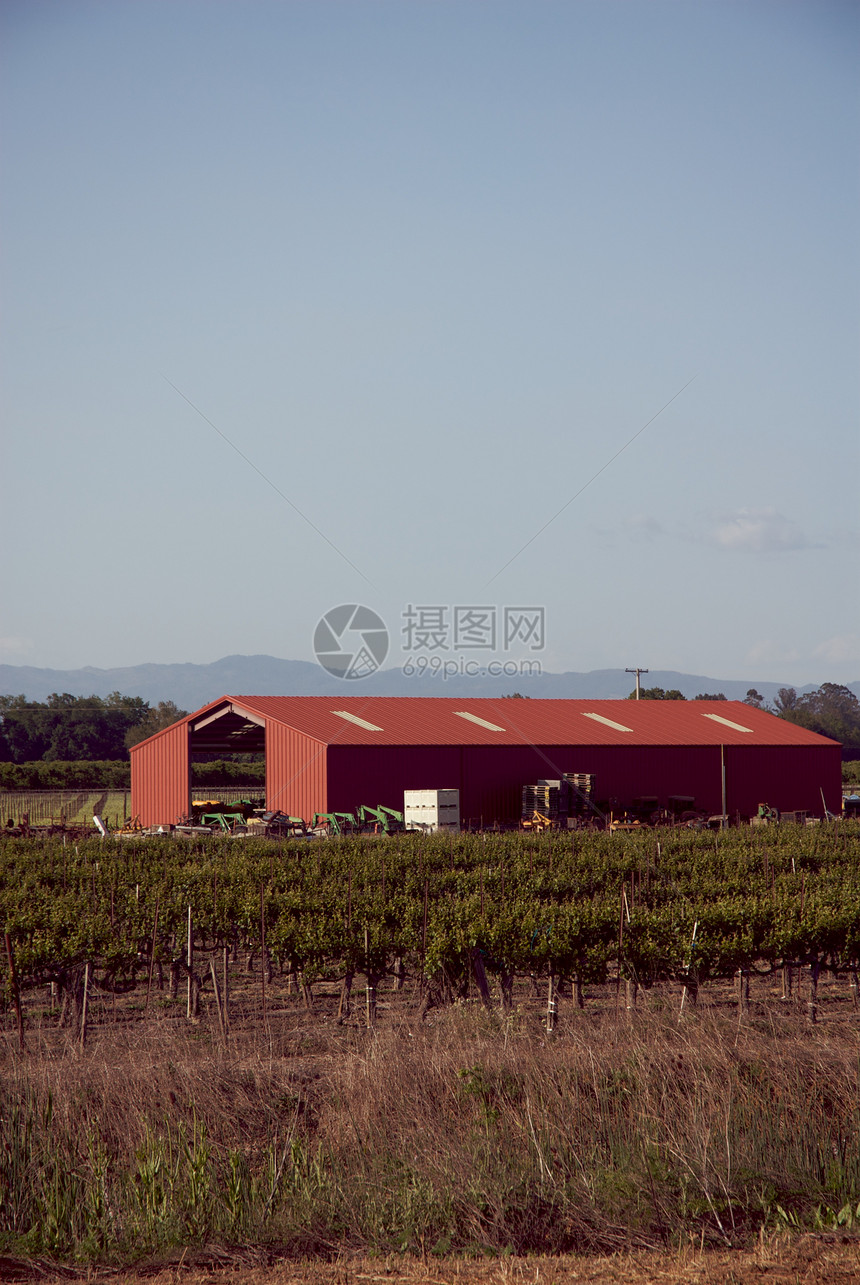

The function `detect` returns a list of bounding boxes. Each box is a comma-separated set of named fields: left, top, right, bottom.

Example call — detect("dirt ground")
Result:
left=2, top=1238, right=859, bottom=1285
left=17, top=943, right=859, bottom=1049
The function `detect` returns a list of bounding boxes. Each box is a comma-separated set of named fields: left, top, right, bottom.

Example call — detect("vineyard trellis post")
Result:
left=781, top=963, right=793, bottom=1001
left=338, top=970, right=353, bottom=1021
left=260, top=885, right=267, bottom=1024
left=186, top=905, right=193, bottom=1020
left=470, top=948, right=492, bottom=1009
left=79, top=961, right=90, bottom=1050
left=364, top=926, right=376, bottom=1030
left=4, top=931, right=25, bottom=1051
left=806, top=961, right=819, bottom=1025
left=209, top=960, right=226, bottom=1042
left=679, top=920, right=699, bottom=1019
left=222, top=944, right=230, bottom=1034
left=145, top=898, right=160, bottom=1012
left=546, top=969, right=558, bottom=1033
left=422, top=880, right=428, bottom=962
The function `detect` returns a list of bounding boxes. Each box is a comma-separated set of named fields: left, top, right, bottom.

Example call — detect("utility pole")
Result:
left=625, top=667, right=649, bottom=700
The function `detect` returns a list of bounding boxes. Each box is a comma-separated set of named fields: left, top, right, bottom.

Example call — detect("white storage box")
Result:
left=404, top=788, right=460, bottom=834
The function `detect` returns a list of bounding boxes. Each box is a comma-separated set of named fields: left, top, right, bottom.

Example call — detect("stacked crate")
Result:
left=563, top=772, right=596, bottom=817
left=522, top=779, right=567, bottom=825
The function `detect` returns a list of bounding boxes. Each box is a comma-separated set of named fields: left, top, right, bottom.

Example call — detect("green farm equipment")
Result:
left=311, top=812, right=356, bottom=836
left=752, top=802, right=780, bottom=827
left=256, top=811, right=310, bottom=837
left=356, top=804, right=405, bottom=834
left=191, top=798, right=260, bottom=832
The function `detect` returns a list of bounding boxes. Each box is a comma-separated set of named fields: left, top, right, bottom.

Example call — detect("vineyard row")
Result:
left=1, top=826, right=859, bottom=1020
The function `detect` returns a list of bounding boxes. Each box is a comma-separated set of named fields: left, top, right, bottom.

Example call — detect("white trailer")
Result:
left=404, top=788, right=460, bottom=834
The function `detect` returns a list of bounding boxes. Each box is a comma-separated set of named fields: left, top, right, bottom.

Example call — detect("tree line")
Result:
left=0, top=693, right=186, bottom=763
left=1, top=684, right=858, bottom=779
left=0, top=694, right=270, bottom=789
left=627, top=683, right=860, bottom=749
left=0, top=759, right=266, bottom=791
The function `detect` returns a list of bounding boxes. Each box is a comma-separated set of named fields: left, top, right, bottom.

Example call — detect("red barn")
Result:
left=129, top=696, right=842, bottom=827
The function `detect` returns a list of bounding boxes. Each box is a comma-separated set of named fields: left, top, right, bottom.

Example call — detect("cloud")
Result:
left=813, top=634, right=860, bottom=665
left=711, top=508, right=813, bottom=553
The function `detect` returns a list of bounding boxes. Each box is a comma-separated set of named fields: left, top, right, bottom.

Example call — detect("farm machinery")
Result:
left=355, top=804, right=405, bottom=834
left=310, top=805, right=406, bottom=835
left=173, top=802, right=311, bottom=837
left=521, top=809, right=553, bottom=833
left=163, top=798, right=407, bottom=839
left=191, top=798, right=261, bottom=831
left=311, top=812, right=357, bottom=836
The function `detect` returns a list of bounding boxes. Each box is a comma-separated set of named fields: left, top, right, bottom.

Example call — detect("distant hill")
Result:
left=1, top=655, right=857, bottom=709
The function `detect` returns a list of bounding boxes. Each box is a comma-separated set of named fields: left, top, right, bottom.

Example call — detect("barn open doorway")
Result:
left=187, top=701, right=267, bottom=822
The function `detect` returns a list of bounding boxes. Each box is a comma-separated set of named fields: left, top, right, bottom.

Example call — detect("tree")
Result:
left=777, top=684, right=860, bottom=748
left=744, top=689, right=768, bottom=709
left=627, top=688, right=686, bottom=700
left=0, top=692, right=156, bottom=762
left=694, top=693, right=727, bottom=701
left=772, top=687, right=799, bottom=716
left=125, top=701, right=188, bottom=748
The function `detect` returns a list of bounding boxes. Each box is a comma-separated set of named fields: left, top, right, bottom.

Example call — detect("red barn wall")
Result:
left=727, top=745, right=842, bottom=816
left=459, top=745, right=728, bottom=821
left=130, top=722, right=190, bottom=827
left=326, top=745, right=462, bottom=816
left=266, top=722, right=328, bottom=819
left=327, top=742, right=842, bottom=824
left=328, top=743, right=727, bottom=823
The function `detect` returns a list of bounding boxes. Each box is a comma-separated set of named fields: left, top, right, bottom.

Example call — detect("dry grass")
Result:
left=81, top=1238, right=860, bottom=1284
left=1, top=988, right=859, bottom=1267
left=2, top=1236, right=860, bottom=1284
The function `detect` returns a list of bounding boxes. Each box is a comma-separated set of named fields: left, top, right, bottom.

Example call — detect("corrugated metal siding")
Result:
left=326, top=742, right=842, bottom=825
left=266, top=722, right=328, bottom=819
left=728, top=745, right=842, bottom=815
left=130, top=722, right=190, bottom=827
left=327, top=745, right=463, bottom=815
left=460, top=745, right=723, bottom=822
left=326, top=744, right=714, bottom=825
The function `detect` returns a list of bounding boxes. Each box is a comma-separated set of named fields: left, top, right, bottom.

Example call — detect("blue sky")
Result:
left=2, top=0, right=858, bottom=688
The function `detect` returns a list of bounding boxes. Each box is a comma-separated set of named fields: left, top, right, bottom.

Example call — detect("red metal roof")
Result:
left=179, top=695, right=839, bottom=750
